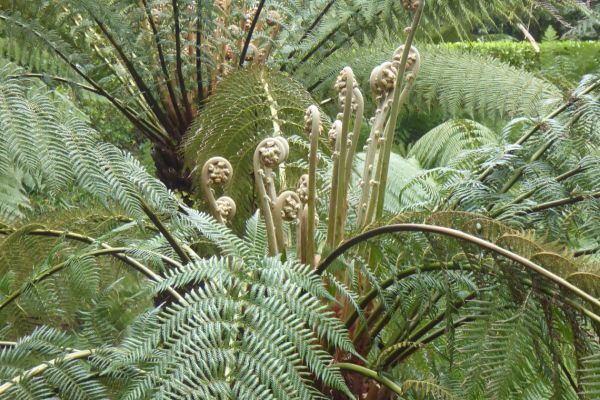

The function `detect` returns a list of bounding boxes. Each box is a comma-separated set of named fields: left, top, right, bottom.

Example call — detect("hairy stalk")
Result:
left=333, top=67, right=355, bottom=245
left=254, top=138, right=289, bottom=255
left=0, top=349, right=95, bottom=395
left=316, top=224, right=600, bottom=309
left=333, top=363, right=404, bottom=396
left=254, top=154, right=278, bottom=255
left=200, top=157, right=235, bottom=224
left=343, top=87, right=364, bottom=189
left=327, top=121, right=342, bottom=246
left=373, top=45, right=422, bottom=220
left=306, top=106, right=321, bottom=266
left=273, top=191, right=301, bottom=253
left=357, top=95, right=389, bottom=226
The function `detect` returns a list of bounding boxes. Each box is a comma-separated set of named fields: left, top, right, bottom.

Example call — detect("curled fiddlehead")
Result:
left=253, top=136, right=289, bottom=255
left=200, top=156, right=235, bottom=224
left=273, top=190, right=302, bottom=252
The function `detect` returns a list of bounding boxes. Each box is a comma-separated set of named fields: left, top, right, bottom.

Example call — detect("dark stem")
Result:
left=478, top=79, right=600, bottom=182
left=239, top=0, right=267, bottom=67
left=140, top=200, right=192, bottom=264
left=531, top=190, right=600, bottom=212
left=172, top=0, right=194, bottom=121
left=0, top=15, right=170, bottom=144
left=381, top=293, right=476, bottom=368
left=316, top=223, right=600, bottom=309
left=490, top=164, right=585, bottom=218
left=282, top=0, right=336, bottom=69
left=195, top=0, right=204, bottom=106
left=391, top=316, right=476, bottom=364
left=93, top=17, right=178, bottom=135
left=142, top=0, right=185, bottom=131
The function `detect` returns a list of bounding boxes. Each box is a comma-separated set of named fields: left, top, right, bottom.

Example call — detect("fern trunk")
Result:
left=151, top=141, right=193, bottom=195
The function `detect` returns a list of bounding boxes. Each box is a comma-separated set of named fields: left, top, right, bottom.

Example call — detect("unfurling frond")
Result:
left=183, top=68, right=327, bottom=221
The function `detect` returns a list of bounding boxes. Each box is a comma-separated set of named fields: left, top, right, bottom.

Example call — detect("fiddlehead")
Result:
left=273, top=190, right=302, bottom=252
left=200, top=156, right=235, bottom=224
left=253, top=137, right=289, bottom=255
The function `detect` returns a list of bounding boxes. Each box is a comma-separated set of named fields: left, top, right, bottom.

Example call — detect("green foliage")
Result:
left=0, top=2, right=599, bottom=400
left=437, top=40, right=600, bottom=88
left=0, top=62, right=175, bottom=221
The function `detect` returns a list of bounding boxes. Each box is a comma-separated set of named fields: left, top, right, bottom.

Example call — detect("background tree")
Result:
left=0, top=0, right=585, bottom=194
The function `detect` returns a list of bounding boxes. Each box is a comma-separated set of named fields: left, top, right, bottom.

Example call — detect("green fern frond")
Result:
left=409, top=119, right=498, bottom=169
left=131, top=253, right=355, bottom=399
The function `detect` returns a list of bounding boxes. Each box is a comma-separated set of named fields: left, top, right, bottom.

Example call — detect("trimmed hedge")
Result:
left=438, top=40, right=600, bottom=88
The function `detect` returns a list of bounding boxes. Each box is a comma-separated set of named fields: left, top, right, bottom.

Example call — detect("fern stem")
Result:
left=574, top=245, right=600, bottom=257
left=499, top=138, right=555, bottom=194
left=373, top=28, right=423, bottom=220
left=530, top=190, right=600, bottom=212
left=357, top=99, right=387, bottom=227
left=172, top=0, right=193, bottom=121
left=316, top=224, right=600, bottom=310
left=327, top=121, right=342, bottom=246
left=253, top=146, right=278, bottom=256
left=333, top=363, right=404, bottom=396
left=0, top=248, right=124, bottom=313
left=343, top=87, right=364, bottom=191
left=93, top=16, right=178, bottom=135
left=344, top=263, right=447, bottom=329
left=380, top=293, right=476, bottom=368
left=0, top=227, right=181, bottom=269
left=333, top=67, right=354, bottom=245
left=490, top=164, right=584, bottom=218
left=239, top=0, right=267, bottom=67
left=296, top=0, right=335, bottom=46
left=0, top=14, right=171, bottom=144
left=141, top=0, right=185, bottom=130
left=0, top=349, right=95, bottom=395
left=307, top=106, right=321, bottom=266
left=9, top=73, right=166, bottom=142
left=280, top=0, right=337, bottom=70
left=390, top=316, right=476, bottom=365
left=140, top=200, right=192, bottom=264
left=195, top=0, right=204, bottom=106
left=478, top=79, right=600, bottom=182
